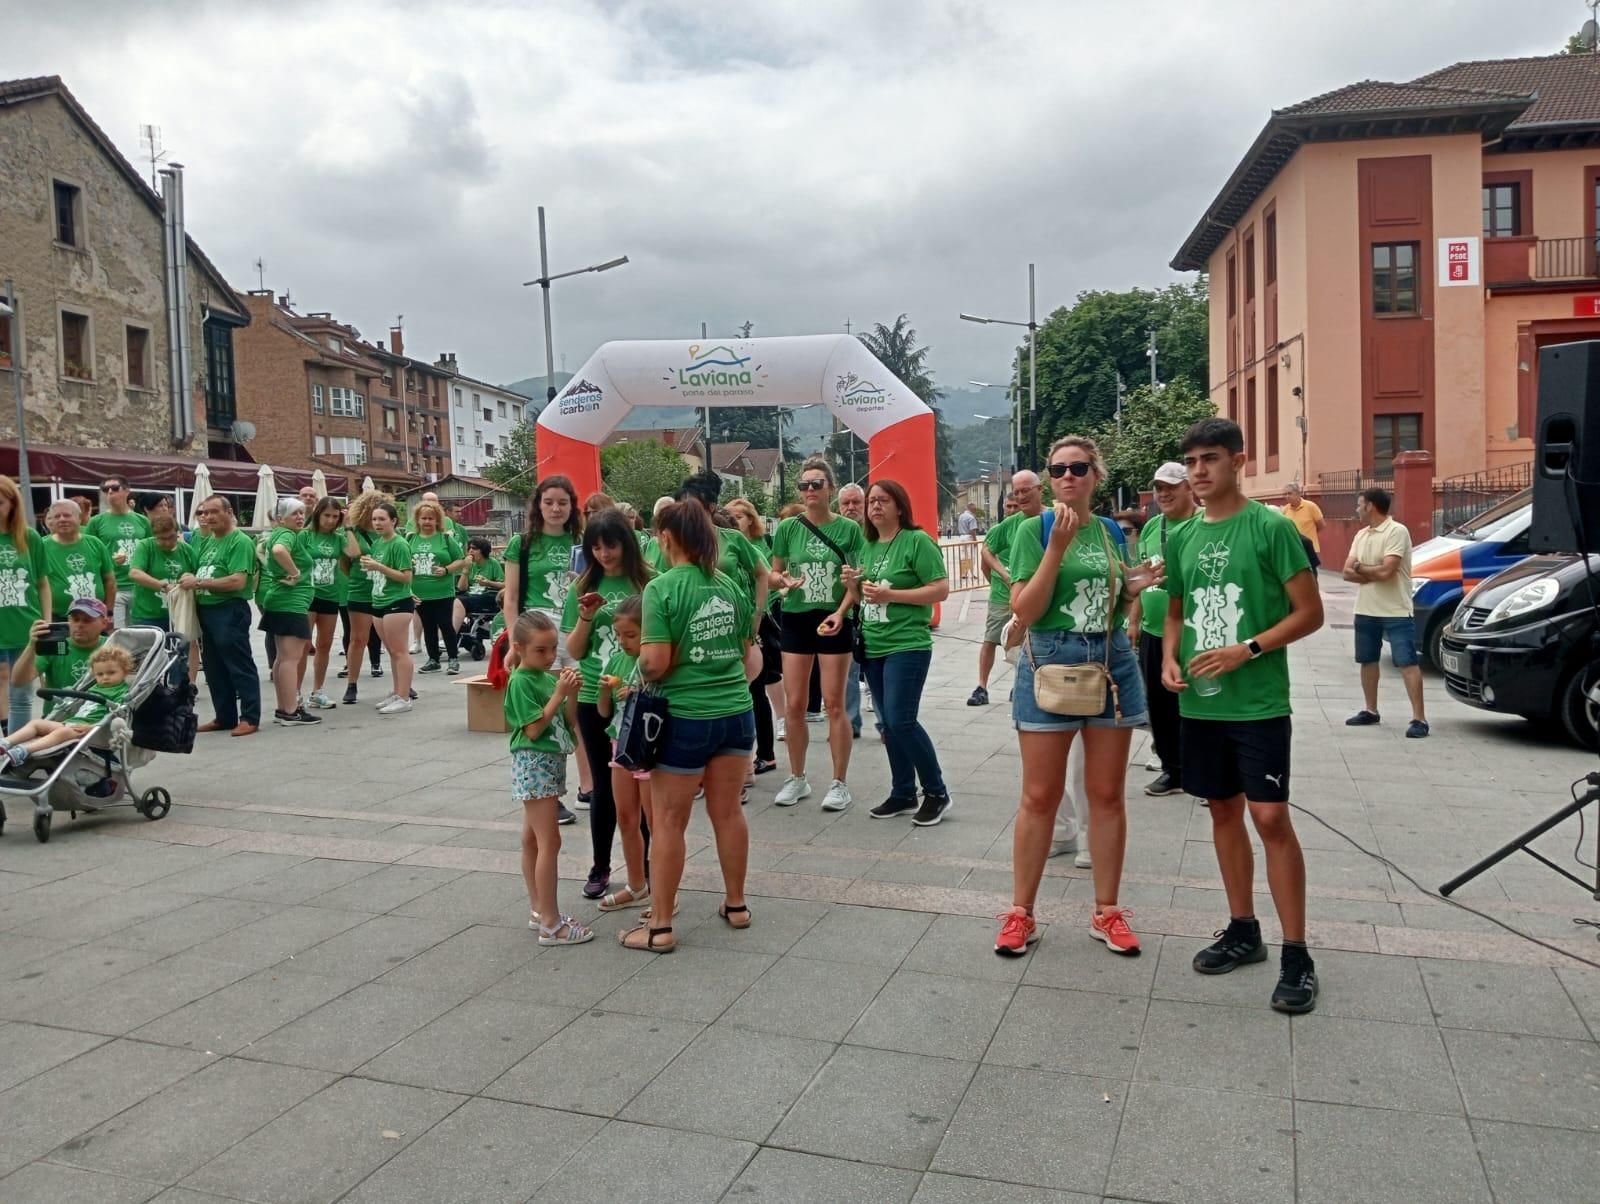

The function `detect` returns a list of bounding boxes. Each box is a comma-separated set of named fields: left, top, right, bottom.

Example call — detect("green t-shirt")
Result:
left=344, top=530, right=375, bottom=604
left=643, top=536, right=668, bottom=575
left=37, top=635, right=105, bottom=694
left=192, top=529, right=258, bottom=606
left=129, top=537, right=197, bottom=621
left=560, top=572, right=643, bottom=704
left=1008, top=515, right=1129, bottom=633
left=61, top=680, right=129, bottom=725
left=408, top=531, right=463, bottom=602
left=505, top=531, right=578, bottom=613
left=641, top=564, right=753, bottom=720
left=462, top=556, right=503, bottom=597
left=601, top=648, right=640, bottom=741
left=1136, top=512, right=1196, bottom=638
left=298, top=528, right=348, bottom=605
left=44, top=534, right=115, bottom=610
left=1166, top=500, right=1311, bottom=722
left=0, top=532, right=49, bottom=649
left=859, top=528, right=947, bottom=656
left=771, top=514, right=865, bottom=613
left=262, top=527, right=314, bottom=614
left=364, top=533, right=414, bottom=607
left=715, top=527, right=769, bottom=626
left=984, top=511, right=1026, bottom=608
left=504, top=666, right=576, bottom=756
left=85, top=510, right=152, bottom=593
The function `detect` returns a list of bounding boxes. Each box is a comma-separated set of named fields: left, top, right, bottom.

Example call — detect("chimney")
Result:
left=389, top=326, right=404, bottom=358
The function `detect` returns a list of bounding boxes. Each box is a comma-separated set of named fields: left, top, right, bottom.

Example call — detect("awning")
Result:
left=0, top=443, right=352, bottom=495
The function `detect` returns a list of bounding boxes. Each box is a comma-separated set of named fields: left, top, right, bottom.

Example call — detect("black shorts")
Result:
left=309, top=596, right=340, bottom=616
left=780, top=604, right=853, bottom=657
left=1181, top=716, right=1292, bottom=803
left=457, top=592, right=498, bottom=615
left=258, top=609, right=312, bottom=640
left=346, top=599, right=375, bottom=615
left=755, top=612, right=783, bottom=685
left=372, top=597, right=417, bottom=618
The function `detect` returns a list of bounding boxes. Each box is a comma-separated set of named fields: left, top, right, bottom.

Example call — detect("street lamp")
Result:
left=775, top=403, right=816, bottom=501
left=0, top=281, right=33, bottom=526
left=960, top=262, right=1039, bottom=470
left=521, top=206, right=628, bottom=402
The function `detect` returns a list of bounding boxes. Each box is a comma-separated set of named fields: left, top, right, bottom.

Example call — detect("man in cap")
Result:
left=1133, top=462, right=1198, bottom=796
left=14, top=598, right=110, bottom=696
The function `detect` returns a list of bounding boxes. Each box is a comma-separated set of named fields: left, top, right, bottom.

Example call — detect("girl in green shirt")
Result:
left=358, top=500, right=416, bottom=716
left=0, top=474, right=51, bottom=730
left=298, top=497, right=349, bottom=711
left=260, top=498, right=317, bottom=727
left=408, top=501, right=467, bottom=675
left=595, top=595, right=650, bottom=913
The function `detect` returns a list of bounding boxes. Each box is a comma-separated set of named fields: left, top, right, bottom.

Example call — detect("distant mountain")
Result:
left=935, top=384, right=1014, bottom=428
left=505, top=372, right=574, bottom=401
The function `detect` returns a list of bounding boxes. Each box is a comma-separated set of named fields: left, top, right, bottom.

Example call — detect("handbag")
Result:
left=796, top=516, right=865, bottom=664
left=613, top=685, right=670, bottom=771
left=1025, top=518, right=1122, bottom=719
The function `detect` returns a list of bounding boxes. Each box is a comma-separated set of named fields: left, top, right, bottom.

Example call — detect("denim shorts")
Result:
left=657, top=708, right=756, bottom=775
left=1013, top=628, right=1148, bottom=732
left=1353, top=614, right=1419, bottom=668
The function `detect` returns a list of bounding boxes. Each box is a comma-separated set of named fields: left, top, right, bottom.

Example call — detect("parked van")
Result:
left=1412, top=490, right=1531, bottom=669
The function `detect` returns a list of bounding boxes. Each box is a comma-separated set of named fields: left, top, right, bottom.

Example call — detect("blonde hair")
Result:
left=725, top=497, right=764, bottom=539
left=345, top=489, right=392, bottom=530
left=1048, top=435, right=1106, bottom=480
left=90, top=644, right=137, bottom=677
left=411, top=500, right=445, bottom=532
left=0, top=476, right=29, bottom=547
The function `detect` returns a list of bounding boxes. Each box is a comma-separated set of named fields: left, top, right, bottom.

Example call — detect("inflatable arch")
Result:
left=534, top=335, right=938, bottom=533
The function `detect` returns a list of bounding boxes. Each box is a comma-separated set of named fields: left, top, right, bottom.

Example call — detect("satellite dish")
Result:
left=1584, top=18, right=1598, bottom=48
left=230, top=419, right=257, bottom=443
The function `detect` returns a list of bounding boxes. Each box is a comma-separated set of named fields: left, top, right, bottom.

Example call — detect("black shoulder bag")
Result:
left=798, top=517, right=865, bottom=664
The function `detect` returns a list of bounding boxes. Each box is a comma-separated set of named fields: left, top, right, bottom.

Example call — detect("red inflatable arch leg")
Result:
left=868, top=412, right=942, bottom=627
left=534, top=423, right=602, bottom=501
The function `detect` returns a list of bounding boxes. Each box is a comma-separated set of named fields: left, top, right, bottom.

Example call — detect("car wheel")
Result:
left=1557, top=663, right=1600, bottom=750
left=1424, top=613, right=1452, bottom=672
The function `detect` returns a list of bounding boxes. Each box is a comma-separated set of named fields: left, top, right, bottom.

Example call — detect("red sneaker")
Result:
left=994, top=906, right=1038, bottom=957
left=1090, top=907, right=1141, bottom=956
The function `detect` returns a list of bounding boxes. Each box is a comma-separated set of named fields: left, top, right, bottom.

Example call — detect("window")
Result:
left=322, top=436, right=366, bottom=463
left=456, top=425, right=464, bottom=442
left=60, top=309, right=92, bottom=380
left=1243, top=234, right=1255, bottom=304
left=382, top=407, right=397, bottom=432
left=474, top=431, right=483, bottom=446
left=124, top=325, right=151, bottom=389
left=1482, top=183, right=1520, bottom=238
left=472, top=392, right=480, bottom=406
left=484, top=442, right=496, bottom=458
left=1243, top=376, right=1256, bottom=464
left=311, top=384, right=324, bottom=413
left=1264, top=211, right=1277, bottom=286
left=482, top=407, right=492, bottom=422
left=328, top=387, right=365, bottom=418
left=52, top=179, right=82, bottom=247
left=1225, top=249, right=1237, bottom=317
left=512, top=404, right=523, bottom=422
left=1265, top=364, right=1280, bottom=462
left=1372, top=413, right=1421, bottom=476
left=325, top=336, right=342, bottom=354
left=1371, top=242, right=1419, bottom=314
left=1227, top=385, right=1237, bottom=422
left=454, top=388, right=463, bottom=407
left=204, top=319, right=235, bottom=427
left=497, top=399, right=507, bottom=418
left=385, top=449, right=400, bottom=464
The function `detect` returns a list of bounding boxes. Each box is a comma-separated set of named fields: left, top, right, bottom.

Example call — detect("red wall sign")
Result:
left=1574, top=295, right=1600, bottom=318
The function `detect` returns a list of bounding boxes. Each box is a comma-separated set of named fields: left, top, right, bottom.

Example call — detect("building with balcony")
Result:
left=440, top=363, right=528, bottom=477
left=1171, top=52, right=1600, bottom=495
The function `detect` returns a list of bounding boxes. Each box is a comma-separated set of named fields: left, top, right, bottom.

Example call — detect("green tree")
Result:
left=481, top=420, right=537, bottom=493
left=856, top=314, right=957, bottom=512
left=1564, top=29, right=1593, bottom=53
left=600, top=440, right=688, bottom=516
left=1087, top=380, right=1216, bottom=502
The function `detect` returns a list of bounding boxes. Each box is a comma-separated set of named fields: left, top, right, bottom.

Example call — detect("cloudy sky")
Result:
left=4, top=0, right=1582, bottom=392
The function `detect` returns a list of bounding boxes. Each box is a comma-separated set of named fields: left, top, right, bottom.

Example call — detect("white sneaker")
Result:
left=1074, top=849, right=1093, bottom=869
left=377, top=697, right=413, bottom=715
left=1144, top=756, right=1161, bottom=771
left=775, top=718, right=786, bottom=742
left=374, top=693, right=399, bottom=709
left=774, top=775, right=811, bottom=807
left=1048, top=837, right=1078, bottom=859
left=864, top=695, right=874, bottom=713
left=821, top=779, right=852, bottom=812
left=408, top=639, right=422, bottom=655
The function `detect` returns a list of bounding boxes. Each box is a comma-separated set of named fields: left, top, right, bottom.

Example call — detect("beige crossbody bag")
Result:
left=1024, top=518, right=1122, bottom=720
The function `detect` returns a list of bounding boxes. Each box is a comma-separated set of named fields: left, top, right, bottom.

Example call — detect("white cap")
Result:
left=1151, top=462, right=1187, bottom=486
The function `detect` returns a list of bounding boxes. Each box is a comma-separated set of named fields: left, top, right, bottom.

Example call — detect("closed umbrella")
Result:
left=311, top=468, right=328, bottom=500
left=362, top=475, right=375, bottom=494
left=188, top=463, right=211, bottom=527
left=252, top=463, right=278, bottom=530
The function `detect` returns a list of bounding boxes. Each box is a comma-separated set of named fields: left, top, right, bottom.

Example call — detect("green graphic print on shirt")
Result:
left=1007, top=516, right=1127, bottom=633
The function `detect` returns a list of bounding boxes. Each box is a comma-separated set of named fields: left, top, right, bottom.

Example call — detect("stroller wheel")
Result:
left=138, top=787, right=172, bottom=821
left=32, top=811, right=50, bottom=843
left=470, top=641, right=486, bottom=662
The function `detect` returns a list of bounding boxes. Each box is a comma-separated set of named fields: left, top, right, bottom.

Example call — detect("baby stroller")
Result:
left=0, top=627, right=196, bottom=843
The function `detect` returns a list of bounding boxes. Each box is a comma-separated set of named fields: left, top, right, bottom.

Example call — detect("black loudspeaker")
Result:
left=1531, top=340, right=1600, bottom=553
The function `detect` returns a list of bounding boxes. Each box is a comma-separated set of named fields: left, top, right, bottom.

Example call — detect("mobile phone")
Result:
left=569, top=546, right=587, bottom=576
left=35, top=622, right=71, bottom=657
left=579, top=592, right=604, bottom=611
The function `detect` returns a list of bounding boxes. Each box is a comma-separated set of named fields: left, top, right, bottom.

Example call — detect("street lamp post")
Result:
left=0, top=281, right=33, bottom=526
left=775, top=403, right=815, bottom=503
left=521, top=207, right=628, bottom=402
left=960, top=262, right=1039, bottom=470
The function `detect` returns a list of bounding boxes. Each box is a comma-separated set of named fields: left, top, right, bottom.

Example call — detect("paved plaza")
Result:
left=1, top=576, right=1597, bottom=1203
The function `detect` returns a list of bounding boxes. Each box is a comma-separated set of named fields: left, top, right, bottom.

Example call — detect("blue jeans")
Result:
left=197, top=598, right=260, bottom=727
left=864, top=648, right=945, bottom=800
left=0, top=646, right=32, bottom=731
left=846, top=661, right=862, bottom=732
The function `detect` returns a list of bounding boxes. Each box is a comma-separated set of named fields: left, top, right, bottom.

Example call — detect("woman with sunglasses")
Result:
left=300, top=496, right=349, bottom=710
left=995, top=435, right=1162, bottom=960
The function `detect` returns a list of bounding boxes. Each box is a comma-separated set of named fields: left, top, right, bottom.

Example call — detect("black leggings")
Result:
left=339, top=607, right=382, bottom=669
left=417, top=597, right=459, bottom=661
left=751, top=680, right=774, bottom=762
left=576, top=701, right=617, bottom=875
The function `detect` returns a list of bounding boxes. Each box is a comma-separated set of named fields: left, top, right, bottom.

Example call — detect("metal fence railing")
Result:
left=1313, top=471, right=1393, bottom=522
left=938, top=537, right=988, bottom=594
left=1435, top=461, right=1532, bottom=533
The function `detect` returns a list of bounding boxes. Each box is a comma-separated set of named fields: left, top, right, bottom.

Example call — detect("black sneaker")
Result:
left=272, top=710, right=301, bottom=727
left=582, top=865, right=610, bottom=899
left=294, top=708, right=322, bottom=725
left=556, top=804, right=576, bottom=826
left=418, top=659, right=442, bottom=673
left=869, top=795, right=918, bottom=819
left=371, top=665, right=385, bottom=678
left=1192, top=918, right=1267, bottom=975
left=1144, top=772, right=1184, bottom=797
left=341, top=684, right=359, bottom=706
left=967, top=686, right=989, bottom=706
left=1344, top=709, right=1379, bottom=726
left=337, top=668, right=347, bottom=679
left=912, top=792, right=952, bottom=827
left=753, top=758, right=778, bottom=775
left=1405, top=719, right=1429, bottom=739
left=1271, top=948, right=1318, bottom=1013
left=408, top=688, right=418, bottom=701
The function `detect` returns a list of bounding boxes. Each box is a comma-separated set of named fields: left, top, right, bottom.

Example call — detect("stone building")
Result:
left=0, top=75, right=249, bottom=473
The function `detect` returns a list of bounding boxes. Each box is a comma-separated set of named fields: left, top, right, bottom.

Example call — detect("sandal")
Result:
left=598, top=885, right=650, bottom=912
left=718, top=903, right=752, bottom=929
left=619, top=924, right=675, bottom=953
left=639, top=899, right=681, bottom=921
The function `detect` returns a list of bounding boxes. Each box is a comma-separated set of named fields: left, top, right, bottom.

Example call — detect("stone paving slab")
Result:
left=0, top=588, right=1596, bottom=1200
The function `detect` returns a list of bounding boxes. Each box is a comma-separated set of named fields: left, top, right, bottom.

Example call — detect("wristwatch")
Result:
left=1245, top=638, right=1264, bottom=659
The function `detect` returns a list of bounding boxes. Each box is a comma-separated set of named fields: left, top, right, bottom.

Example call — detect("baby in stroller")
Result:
left=2, top=643, right=134, bottom=767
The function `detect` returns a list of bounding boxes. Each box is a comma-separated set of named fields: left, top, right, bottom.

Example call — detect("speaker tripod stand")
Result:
left=1441, top=771, right=1600, bottom=901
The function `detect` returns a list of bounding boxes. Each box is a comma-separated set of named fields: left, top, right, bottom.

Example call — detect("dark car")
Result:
left=1438, top=553, right=1600, bottom=748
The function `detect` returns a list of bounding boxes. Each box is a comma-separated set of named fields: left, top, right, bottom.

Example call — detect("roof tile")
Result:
left=1413, top=53, right=1600, bottom=127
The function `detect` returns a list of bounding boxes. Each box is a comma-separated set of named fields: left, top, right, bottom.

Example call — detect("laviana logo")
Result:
left=833, top=372, right=888, bottom=413
left=558, top=378, right=604, bottom=416
left=665, top=345, right=766, bottom=398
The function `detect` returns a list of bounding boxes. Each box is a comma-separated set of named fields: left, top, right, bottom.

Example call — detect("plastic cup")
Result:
left=1190, top=670, right=1222, bottom=697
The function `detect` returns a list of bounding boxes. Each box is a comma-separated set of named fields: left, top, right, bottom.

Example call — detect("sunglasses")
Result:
left=1047, top=462, right=1093, bottom=479
left=797, top=480, right=827, bottom=491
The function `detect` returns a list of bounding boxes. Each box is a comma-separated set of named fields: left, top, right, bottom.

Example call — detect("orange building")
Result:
left=1172, top=53, right=1600, bottom=496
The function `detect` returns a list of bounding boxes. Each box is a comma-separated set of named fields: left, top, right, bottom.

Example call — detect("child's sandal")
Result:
left=598, top=885, right=649, bottom=912
left=620, top=924, right=675, bottom=953
left=718, top=903, right=752, bottom=929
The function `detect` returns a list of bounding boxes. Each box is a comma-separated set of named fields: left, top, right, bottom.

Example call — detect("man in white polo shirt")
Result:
left=1342, top=487, right=1427, bottom=737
